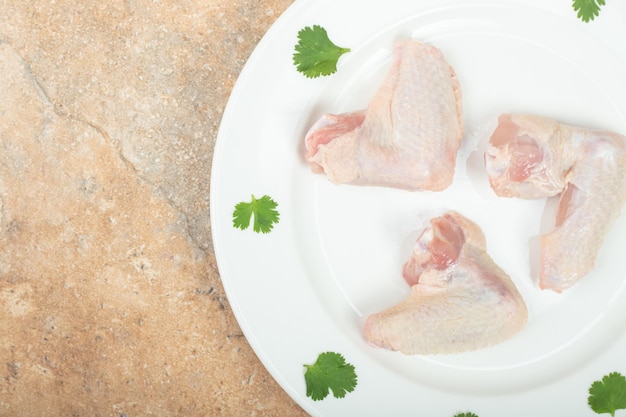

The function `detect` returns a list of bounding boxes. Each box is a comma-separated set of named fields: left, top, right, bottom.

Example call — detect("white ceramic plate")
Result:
left=210, top=1, right=626, bottom=415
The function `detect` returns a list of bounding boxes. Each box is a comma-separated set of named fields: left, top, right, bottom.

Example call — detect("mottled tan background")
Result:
left=0, top=1, right=309, bottom=415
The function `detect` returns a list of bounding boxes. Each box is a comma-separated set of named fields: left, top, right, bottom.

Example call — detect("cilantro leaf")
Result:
left=588, top=372, right=626, bottom=416
left=573, top=0, right=605, bottom=22
left=293, top=25, right=350, bottom=78
left=304, top=352, right=357, bottom=401
left=232, top=194, right=279, bottom=234
left=454, top=413, right=479, bottom=417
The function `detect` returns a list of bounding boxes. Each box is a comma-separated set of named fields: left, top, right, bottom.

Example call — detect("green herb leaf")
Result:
left=232, top=194, right=279, bottom=234
left=304, top=352, right=357, bottom=401
left=454, top=413, right=479, bottom=417
left=588, top=372, right=626, bottom=416
left=573, top=0, right=605, bottom=22
left=293, top=25, right=350, bottom=78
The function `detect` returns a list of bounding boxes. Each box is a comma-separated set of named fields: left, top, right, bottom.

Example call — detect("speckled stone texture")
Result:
left=0, top=1, right=306, bottom=416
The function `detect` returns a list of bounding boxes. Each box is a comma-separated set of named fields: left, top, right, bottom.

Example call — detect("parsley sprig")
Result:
left=588, top=372, right=626, bottom=416
left=454, top=413, right=479, bottom=417
left=573, top=0, right=605, bottom=22
left=304, top=352, right=357, bottom=401
left=293, top=25, right=350, bottom=78
left=232, top=194, right=280, bottom=234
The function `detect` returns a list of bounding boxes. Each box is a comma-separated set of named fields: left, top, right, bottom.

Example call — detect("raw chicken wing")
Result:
left=485, top=114, right=626, bottom=292
left=363, top=211, right=527, bottom=355
left=305, top=39, right=463, bottom=191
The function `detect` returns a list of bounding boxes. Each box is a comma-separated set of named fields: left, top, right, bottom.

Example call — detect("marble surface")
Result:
left=0, top=1, right=308, bottom=415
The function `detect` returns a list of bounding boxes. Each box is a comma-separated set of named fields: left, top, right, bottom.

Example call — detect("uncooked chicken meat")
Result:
left=363, top=211, right=527, bottom=355
left=305, top=39, right=463, bottom=191
left=485, top=114, right=626, bottom=292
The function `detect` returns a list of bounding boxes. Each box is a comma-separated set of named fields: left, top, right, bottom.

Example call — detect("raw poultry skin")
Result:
left=363, top=211, right=527, bottom=355
left=305, top=39, right=463, bottom=191
left=485, top=114, right=626, bottom=292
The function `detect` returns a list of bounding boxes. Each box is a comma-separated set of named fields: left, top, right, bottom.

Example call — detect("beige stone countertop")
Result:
left=0, top=1, right=308, bottom=415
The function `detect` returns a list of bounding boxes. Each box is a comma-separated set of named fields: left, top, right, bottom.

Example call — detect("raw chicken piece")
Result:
left=485, top=114, right=626, bottom=292
left=363, top=211, right=527, bottom=355
left=305, top=39, right=463, bottom=191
